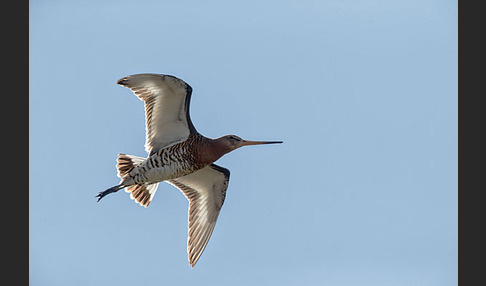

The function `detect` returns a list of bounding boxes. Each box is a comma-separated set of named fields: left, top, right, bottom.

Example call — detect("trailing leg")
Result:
left=95, top=185, right=124, bottom=202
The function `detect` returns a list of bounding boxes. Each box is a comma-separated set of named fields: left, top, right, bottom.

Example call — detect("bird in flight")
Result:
left=96, top=73, right=282, bottom=267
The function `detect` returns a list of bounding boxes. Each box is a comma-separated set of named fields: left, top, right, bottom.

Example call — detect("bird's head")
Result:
left=217, top=135, right=283, bottom=154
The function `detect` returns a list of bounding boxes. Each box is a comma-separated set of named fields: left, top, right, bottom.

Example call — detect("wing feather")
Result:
left=167, top=164, right=230, bottom=267
left=117, top=74, right=197, bottom=154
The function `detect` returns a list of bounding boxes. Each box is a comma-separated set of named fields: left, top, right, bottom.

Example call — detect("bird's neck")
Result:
left=196, top=136, right=231, bottom=164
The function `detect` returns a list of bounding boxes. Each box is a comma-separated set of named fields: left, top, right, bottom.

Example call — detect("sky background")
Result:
left=29, top=1, right=457, bottom=285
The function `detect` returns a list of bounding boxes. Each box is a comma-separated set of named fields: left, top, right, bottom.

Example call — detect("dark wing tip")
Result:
left=116, top=77, right=129, bottom=86
left=185, top=84, right=193, bottom=95
left=209, top=164, right=230, bottom=180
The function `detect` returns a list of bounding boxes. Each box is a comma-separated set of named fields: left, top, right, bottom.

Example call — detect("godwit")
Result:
left=96, top=73, right=282, bottom=267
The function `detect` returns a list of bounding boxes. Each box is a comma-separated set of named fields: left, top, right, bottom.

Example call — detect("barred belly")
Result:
left=122, top=145, right=205, bottom=186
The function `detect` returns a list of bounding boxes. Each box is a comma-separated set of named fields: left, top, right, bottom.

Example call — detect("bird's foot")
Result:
left=95, top=191, right=109, bottom=202
left=95, top=185, right=122, bottom=202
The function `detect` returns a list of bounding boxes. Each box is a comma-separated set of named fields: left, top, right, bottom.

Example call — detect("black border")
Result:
left=8, top=0, right=29, bottom=285
left=458, top=1, right=479, bottom=285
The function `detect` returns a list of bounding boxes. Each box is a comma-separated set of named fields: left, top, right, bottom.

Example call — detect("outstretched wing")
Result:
left=167, top=164, right=230, bottom=267
left=117, top=73, right=198, bottom=154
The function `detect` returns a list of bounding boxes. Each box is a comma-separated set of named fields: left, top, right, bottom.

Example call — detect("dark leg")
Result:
left=95, top=185, right=124, bottom=202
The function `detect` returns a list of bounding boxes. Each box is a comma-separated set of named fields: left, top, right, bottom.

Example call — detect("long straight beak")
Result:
left=242, top=140, right=283, bottom=146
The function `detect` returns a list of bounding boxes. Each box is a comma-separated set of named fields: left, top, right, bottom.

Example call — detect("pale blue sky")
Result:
left=30, top=1, right=457, bottom=285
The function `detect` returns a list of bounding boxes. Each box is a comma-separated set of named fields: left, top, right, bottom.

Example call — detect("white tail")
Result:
left=125, top=183, right=160, bottom=207
left=116, top=153, right=159, bottom=207
left=116, top=153, right=145, bottom=178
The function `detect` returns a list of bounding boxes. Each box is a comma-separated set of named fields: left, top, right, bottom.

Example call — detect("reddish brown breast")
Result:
left=193, top=135, right=230, bottom=165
